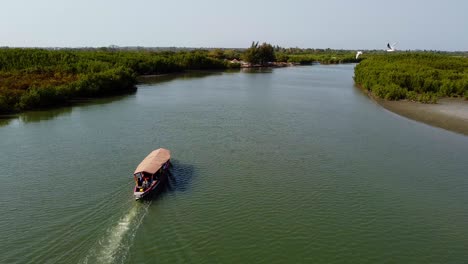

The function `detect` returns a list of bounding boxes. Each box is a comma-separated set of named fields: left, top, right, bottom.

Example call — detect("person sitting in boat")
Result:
left=137, top=177, right=142, bottom=187
left=142, top=178, right=149, bottom=189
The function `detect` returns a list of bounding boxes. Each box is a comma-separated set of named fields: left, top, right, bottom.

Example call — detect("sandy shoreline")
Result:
left=376, top=97, right=468, bottom=136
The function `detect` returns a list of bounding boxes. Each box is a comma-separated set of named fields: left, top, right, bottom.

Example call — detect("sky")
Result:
left=0, top=0, right=467, bottom=51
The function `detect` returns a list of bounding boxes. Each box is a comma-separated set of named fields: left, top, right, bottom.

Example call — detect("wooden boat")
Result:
left=133, top=148, right=171, bottom=200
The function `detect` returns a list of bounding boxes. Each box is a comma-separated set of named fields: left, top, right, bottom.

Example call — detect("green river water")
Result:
left=0, top=65, right=467, bottom=263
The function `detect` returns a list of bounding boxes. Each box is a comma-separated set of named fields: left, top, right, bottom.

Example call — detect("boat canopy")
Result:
left=134, top=148, right=171, bottom=175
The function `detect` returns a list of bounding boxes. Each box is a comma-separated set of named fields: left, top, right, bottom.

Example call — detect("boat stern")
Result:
left=134, top=187, right=145, bottom=200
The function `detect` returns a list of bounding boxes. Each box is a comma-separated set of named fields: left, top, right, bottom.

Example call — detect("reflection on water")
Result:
left=0, top=117, right=12, bottom=127
left=2, top=71, right=235, bottom=126
left=137, top=71, right=228, bottom=86
left=240, top=67, right=274, bottom=74
left=1, top=92, right=134, bottom=125
left=70, top=93, right=135, bottom=108
left=19, top=107, right=73, bottom=123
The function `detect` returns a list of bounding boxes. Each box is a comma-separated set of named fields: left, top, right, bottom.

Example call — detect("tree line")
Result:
left=0, top=49, right=236, bottom=113
left=354, top=53, right=468, bottom=103
left=241, top=43, right=360, bottom=65
left=0, top=43, right=364, bottom=114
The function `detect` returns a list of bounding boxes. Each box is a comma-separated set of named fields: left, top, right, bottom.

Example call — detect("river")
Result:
left=1, top=64, right=467, bottom=263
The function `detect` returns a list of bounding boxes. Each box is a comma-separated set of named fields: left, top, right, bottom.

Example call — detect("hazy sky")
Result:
left=0, top=0, right=466, bottom=50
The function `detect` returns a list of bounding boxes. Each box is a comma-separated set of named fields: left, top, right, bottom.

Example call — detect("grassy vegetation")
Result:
left=0, top=48, right=235, bottom=114
left=354, top=53, right=468, bottom=103
left=275, top=48, right=359, bottom=64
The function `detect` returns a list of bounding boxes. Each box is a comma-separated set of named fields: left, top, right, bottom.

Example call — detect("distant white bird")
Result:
left=386, top=42, right=397, bottom=52
left=356, top=51, right=363, bottom=59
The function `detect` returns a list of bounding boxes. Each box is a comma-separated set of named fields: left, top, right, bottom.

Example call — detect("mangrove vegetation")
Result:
left=242, top=42, right=276, bottom=65
left=275, top=47, right=359, bottom=65
left=354, top=53, right=468, bottom=103
left=0, top=48, right=235, bottom=114
left=0, top=44, right=364, bottom=114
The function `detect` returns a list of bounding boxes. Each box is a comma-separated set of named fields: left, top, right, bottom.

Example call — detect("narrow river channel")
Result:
left=1, top=65, right=467, bottom=263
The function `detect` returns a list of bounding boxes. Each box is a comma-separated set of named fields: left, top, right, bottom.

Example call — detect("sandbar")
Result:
left=377, top=98, right=468, bottom=136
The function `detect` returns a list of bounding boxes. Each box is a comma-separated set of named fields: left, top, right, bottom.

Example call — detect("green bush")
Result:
left=17, top=85, right=68, bottom=110
left=384, top=84, right=407, bottom=100
left=406, top=91, right=418, bottom=101
left=275, top=53, right=289, bottom=62
left=418, top=93, right=438, bottom=104
left=0, top=88, right=24, bottom=113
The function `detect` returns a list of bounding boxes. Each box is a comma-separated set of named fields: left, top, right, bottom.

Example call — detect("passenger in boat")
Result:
left=142, top=178, right=149, bottom=189
left=137, top=177, right=142, bottom=187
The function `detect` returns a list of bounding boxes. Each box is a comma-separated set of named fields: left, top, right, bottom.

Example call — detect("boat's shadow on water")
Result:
left=167, top=160, right=196, bottom=193
left=146, top=160, right=196, bottom=201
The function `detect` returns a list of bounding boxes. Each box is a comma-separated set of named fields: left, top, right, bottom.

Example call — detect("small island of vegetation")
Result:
left=354, top=53, right=468, bottom=103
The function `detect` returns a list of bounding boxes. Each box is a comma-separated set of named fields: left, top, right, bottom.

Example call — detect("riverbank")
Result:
left=0, top=48, right=233, bottom=114
left=376, top=97, right=468, bottom=136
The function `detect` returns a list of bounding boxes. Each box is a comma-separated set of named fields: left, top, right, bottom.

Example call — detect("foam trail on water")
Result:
left=80, top=202, right=150, bottom=264
left=97, top=206, right=138, bottom=263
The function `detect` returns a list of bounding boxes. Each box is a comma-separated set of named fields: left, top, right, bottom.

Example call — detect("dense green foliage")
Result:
left=284, top=53, right=358, bottom=64
left=238, top=43, right=361, bottom=65
left=0, top=44, right=398, bottom=114
left=0, top=48, right=234, bottom=113
left=207, top=48, right=242, bottom=60
left=242, top=42, right=276, bottom=65
left=354, top=53, right=468, bottom=103
left=275, top=48, right=360, bottom=64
